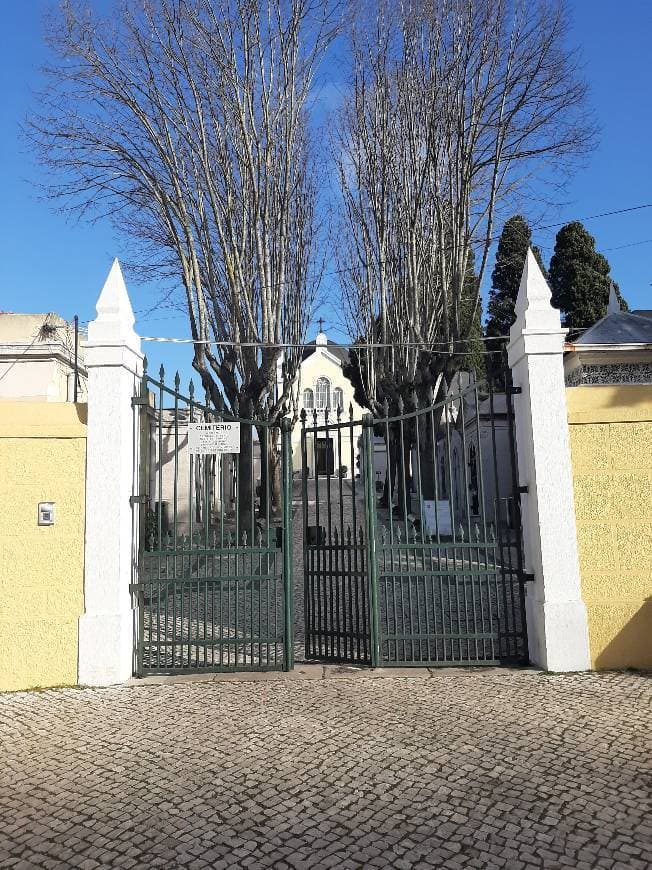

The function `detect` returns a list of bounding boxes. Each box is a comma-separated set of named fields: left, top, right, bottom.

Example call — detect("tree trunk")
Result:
left=257, top=426, right=282, bottom=520
left=237, top=422, right=254, bottom=543
left=379, top=428, right=400, bottom=508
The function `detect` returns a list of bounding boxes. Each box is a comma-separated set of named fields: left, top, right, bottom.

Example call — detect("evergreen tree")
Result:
left=486, top=215, right=547, bottom=339
left=548, top=221, right=628, bottom=329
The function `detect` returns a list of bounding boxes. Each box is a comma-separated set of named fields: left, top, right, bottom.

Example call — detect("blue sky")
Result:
left=1, top=1, right=650, bottom=381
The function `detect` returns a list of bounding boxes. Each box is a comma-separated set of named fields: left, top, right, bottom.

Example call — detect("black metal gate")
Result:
left=131, top=361, right=294, bottom=675
left=300, top=409, right=371, bottom=663
left=300, top=370, right=529, bottom=668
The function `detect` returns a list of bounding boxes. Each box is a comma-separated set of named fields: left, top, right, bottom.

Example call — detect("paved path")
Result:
left=1, top=669, right=650, bottom=869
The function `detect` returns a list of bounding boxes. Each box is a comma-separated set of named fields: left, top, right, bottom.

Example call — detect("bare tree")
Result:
left=336, top=0, right=593, bottom=508
left=30, top=0, right=339, bottom=527
left=338, top=0, right=592, bottom=401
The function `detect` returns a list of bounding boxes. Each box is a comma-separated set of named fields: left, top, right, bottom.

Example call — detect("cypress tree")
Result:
left=486, top=215, right=547, bottom=340
left=548, top=221, right=628, bottom=329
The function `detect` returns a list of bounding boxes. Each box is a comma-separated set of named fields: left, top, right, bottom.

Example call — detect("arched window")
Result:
left=303, top=388, right=314, bottom=410
left=468, top=443, right=479, bottom=514
left=333, top=387, right=343, bottom=410
left=452, top=448, right=461, bottom=513
left=315, top=377, right=330, bottom=409
left=439, top=453, right=447, bottom=498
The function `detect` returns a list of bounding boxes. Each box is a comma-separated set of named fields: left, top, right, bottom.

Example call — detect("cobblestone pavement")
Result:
left=1, top=669, right=651, bottom=869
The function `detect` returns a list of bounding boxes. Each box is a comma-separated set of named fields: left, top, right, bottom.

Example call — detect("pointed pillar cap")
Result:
left=87, top=258, right=140, bottom=351
left=607, top=281, right=620, bottom=315
left=510, top=248, right=562, bottom=341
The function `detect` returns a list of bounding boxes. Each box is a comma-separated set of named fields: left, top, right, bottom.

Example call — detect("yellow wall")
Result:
left=567, top=385, right=652, bottom=670
left=0, top=403, right=87, bottom=691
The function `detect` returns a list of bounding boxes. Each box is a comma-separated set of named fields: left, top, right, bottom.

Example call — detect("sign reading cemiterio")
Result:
left=188, top=422, right=241, bottom=454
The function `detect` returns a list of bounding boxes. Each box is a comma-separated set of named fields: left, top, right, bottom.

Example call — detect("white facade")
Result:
left=284, top=331, right=366, bottom=478
left=0, top=313, right=87, bottom=402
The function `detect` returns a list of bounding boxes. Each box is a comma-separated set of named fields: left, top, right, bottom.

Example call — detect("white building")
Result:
left=284, top=327, right=366, bottom=479
left=0, top=312, right=86, bottom=402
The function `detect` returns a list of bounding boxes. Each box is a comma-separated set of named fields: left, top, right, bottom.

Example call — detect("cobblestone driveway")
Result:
left=1, top=669, right=650, bottom=869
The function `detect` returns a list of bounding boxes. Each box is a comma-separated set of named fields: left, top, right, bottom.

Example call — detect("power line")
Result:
left=141, top=335, right=512, bottom=349
left=603, top=238, right=652, bottom=252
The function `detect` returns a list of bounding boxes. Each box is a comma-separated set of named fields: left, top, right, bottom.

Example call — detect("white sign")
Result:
left=188, top=422, right=240, bottom=454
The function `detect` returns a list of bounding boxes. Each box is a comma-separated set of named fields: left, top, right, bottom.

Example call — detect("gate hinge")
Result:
left=518, top=485, right=529, bottom=494
left=509, top=385, right=523, bottom=395
left=522, top=572, right=535, bottom=582
left=131, top=395, right=150, bottom=407
left=129, top=494, right=149, bottom=506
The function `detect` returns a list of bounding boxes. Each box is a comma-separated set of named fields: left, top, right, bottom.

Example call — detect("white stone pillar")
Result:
left=507, top=250, right=591, bottom=672
left=78, top=260, right=143, bottom=685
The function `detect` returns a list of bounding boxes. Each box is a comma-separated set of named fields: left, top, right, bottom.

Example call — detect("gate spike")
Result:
left=346, top=526, right=352, bottom=544
left=397, top=525, right=402, bottom=543
left=380, top=525, right=387, bottom=545
left=349, top=402, right=353, bottom=421
left=474, top=523, right=480, bottom=543
left=382, top=398, right=390, bottom=418
left=397, top=395, right=404, bottom=413
left=174, top=371, right=180, bottom=391
left=489, top=523, right=496, bottom=543
left=410, top=389, right=418, bottom=411
left=458, top=523, right=465, bottom=541
left=143, top=355, right=149, bottom=375
left=427, top=385, right=435, bottom=405
left=257, top=526, right=263, bottom=547
left=336, top=403, right=342, bottom=422
left=300, top=408, right=307, bottom=425
left=410, top=522, right=418, bottom=543
left=159, top=363, right=165, bottom=382
left=312, top=408, right=317, bottom=425
left=358, top=525, right=364, bottom=545
left=242, top=529, right=247, bottom=547
left=324, top=405, right=329, bottom=424
left=333, top=527, right=339, bottom=545
left=189, top=378, right=195, bottom=401
left=227, top=531, right=233, bottom=549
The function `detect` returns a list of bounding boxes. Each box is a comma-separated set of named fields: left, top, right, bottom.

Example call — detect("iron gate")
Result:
left=300, top=409, right=371, bottom=663
left=130, top=361, right=293, bottom=675
left=300, top=370, right=529, bottom=667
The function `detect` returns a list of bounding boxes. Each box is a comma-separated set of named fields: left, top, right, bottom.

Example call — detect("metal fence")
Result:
left=130, top=361, right=293, bottom=675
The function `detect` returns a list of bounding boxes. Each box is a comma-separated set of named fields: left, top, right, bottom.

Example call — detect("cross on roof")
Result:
left=317, top=317, right=325, bottom=332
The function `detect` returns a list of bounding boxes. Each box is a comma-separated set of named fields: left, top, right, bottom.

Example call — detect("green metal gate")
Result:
left=130, top=361, right=293, bottom=676
left=301, top=370, right=529, bottom=668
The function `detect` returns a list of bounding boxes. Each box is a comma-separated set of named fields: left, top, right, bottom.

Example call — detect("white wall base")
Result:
left=526, top=593, right=591, bottom=672
left=78, top=612, right=134, bottom=686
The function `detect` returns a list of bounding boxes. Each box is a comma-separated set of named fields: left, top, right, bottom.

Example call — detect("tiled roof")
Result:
left=302, top=340, right=350, bottom=365
left=574, top=311, right=652, bottom=345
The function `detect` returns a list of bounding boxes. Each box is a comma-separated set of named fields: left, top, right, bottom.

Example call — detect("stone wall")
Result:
left=0, top=403, right=87, bottom=690
left=567, top=385, right=652, bottom=669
